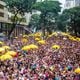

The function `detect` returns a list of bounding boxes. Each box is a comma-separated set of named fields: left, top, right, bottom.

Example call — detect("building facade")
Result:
left=0, top=0, right=8, bottom=32
left=0, top=0, right=8, bottom=22
left=75, top=0, right=80, bottom=6
left=63, top=0, right=80, bottom=9
left=0, top=0, right=31, bottom=37
left=64, top=0, right=75, bottom=9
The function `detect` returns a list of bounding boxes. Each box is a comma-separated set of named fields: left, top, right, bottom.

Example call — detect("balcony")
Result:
left=0, top=8, right=4, bottom=13
left=0, top=12, right=4, bottom=17
left=0, top=4, right=4, bottom=9
left=0, top=1, right=6, bottom=6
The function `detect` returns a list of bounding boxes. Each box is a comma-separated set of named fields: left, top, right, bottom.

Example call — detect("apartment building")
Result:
left=63, top=0, right=80, bottom=10
left=75, top=0, right=80, bottom=6
left=64, top=0, right=75, bottom=9
left=0, top=0, right=31, bottom=37
left=0, top=0, right=8, bottom=31
left=0, top=0, right=8, bottom=22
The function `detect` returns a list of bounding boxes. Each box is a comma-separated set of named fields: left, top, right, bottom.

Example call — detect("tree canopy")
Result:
left=30, top=0, right=61, bottom=37
left=33, top=0, right=61, bottom=14
left=29, top=14, right=41, bottom=32
left=4, top=0, right=37, bottom=37
left=4, top=0, right=37, bottom=14
left=60, top=6, right=80, bottom=36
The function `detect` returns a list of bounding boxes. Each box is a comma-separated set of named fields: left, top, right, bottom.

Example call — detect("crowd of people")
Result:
left=0, top=32, right=80, bottom=80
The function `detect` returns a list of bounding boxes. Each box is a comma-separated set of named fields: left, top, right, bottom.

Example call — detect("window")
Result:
left=0, top=4, right=4, bottom=9
left=0, top=12, right=4, bottom=17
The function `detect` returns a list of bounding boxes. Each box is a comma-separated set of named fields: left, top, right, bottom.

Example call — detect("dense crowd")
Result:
left=0, top=32, right=80, bottom=80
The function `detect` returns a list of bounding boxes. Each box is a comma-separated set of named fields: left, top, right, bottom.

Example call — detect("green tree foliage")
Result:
left=33, top=0, right=61, bottom=14
left=32, top=0, right=61, bottom=37
left=56, top=13, right=69, bottom=32
left=4, top=0, right=37, bottom=13
left=61, top=7, right=80, bottom=36
left=29, top=14, right=41, bottom=32
left=29, top=13, right=56, bottom=33
left=4, top=0, right=37, bottom=38
left=11, top=16, right=26, bottom=23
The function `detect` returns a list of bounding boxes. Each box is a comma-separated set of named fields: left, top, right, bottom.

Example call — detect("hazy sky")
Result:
left=59, top=0, right=65, bottom=3
left=59, top=0, right=65, bottom=7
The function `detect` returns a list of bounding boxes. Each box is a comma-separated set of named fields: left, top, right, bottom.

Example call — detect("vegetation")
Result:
left=29, top=14, right=41, bottom=32
left=57, top=7, right=80, bottom=36
left=31, top=0, right=61, bottom=37
left=63, top=7, right=80, bottom=36
left=4, top=0, right=37, bottom=38
left=3, top=0, right=80, bottom=37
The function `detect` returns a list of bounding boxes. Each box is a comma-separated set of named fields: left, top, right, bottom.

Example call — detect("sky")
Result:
left=59, top=0, right=65, bottom=7
left=59, top=0, right=65, bottom=3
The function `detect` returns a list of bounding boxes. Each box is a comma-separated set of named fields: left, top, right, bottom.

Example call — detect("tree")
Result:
left=56, top=13, right=69, bottom=32
left=29, top=14, right=41, bottom=32
left=4, top=0, right=37, bottom=38
left=32, top=0, right=61, bottom=37
left=29, top=13, right=56, bottom=33
left=61, top=7, right=80, bottom=36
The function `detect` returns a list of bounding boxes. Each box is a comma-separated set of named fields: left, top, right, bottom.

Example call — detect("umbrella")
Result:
left=6, top=51, right=17, bottom=57
left=52, top=45, right=60, bottom=49
left=76, top=38, right=80, bottom=41
left=35, top=38, right=40, bottom=41
left=61, top=32, right=70, bottom=36
left=0, top=48, right=5, bottom=52
left=22, top=44, right=38, bottom=51
left=22, top=46, right=30, bottom=50
left=22, top=38, right=28, bottom=43
left=34, top=32, right=41, bottom=37
left=23, top=35, right=27, bottom=38
left=69, top=37, right=76, bottom=41
left=0, top=54, right=12, bottom=61
left=28, top=34, right=34, bottom=37
left=74, top=68, right=80, bottom=74
left=38, top=40, right=46, bottom=45
left=2, top=46, right=11, bottom=50
left=52, top=32, right=58, bottom=36
left=0, top=55, right=6, bottom=61
left=0, top=41, right=4, bottom=45
left=29, top=44, right=38, bottom=49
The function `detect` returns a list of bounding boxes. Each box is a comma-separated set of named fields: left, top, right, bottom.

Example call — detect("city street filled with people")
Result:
left=0, top=32, right=80, bottom=80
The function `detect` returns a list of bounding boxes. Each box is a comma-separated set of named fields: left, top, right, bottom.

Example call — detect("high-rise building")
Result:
left=0, top=0, right=9, bottom=32
left=0, top=0, right=29, bottom=36
left=63, top=0, right=80, bottom=10
left=64, top=0, right=75, bottom=9
left=75, top=0, right=80, bottom=6
left=0, top=0, right=27, bottom=25
left=0, top=0, right=8, bottom=23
